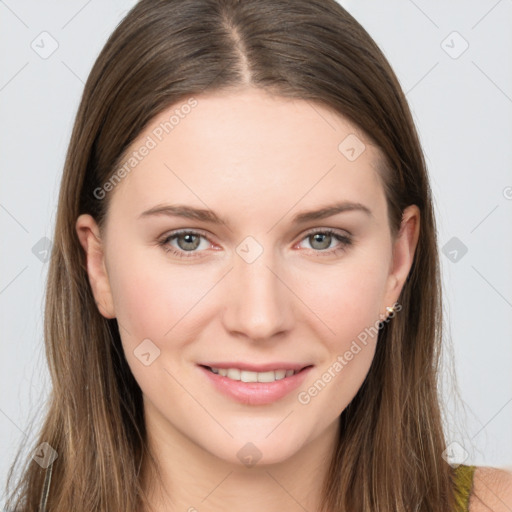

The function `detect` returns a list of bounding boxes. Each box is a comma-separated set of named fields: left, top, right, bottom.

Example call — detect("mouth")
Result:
left=197, top=363, right=314, bottom=405
left=199, top=364, right=312, bottom=383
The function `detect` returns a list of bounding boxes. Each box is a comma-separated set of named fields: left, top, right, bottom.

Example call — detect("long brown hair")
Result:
left=3, top=0, right=463, bottom=510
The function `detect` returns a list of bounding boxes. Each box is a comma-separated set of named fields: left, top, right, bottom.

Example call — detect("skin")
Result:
left=470, top=466, right=512, bottom=512
left=76, top=87, right=421, bottom=511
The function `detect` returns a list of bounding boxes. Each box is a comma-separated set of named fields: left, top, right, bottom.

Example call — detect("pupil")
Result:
left=312, top=233, right=330, bottom=250
left=179, top=234, right=199, bottom=250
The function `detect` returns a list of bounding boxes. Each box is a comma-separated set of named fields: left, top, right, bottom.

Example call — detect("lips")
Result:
left=197, top=362, right=313, bottom=405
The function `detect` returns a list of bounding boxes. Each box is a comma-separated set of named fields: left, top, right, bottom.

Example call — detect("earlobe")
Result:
left=75, top=214, right=116, bottom=319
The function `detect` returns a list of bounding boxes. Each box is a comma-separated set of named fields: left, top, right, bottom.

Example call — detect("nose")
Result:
left=221, top=245, right=295, bottom=342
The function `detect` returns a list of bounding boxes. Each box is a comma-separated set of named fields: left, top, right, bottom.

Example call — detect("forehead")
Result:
left=107, top=88, right=386, bottom=223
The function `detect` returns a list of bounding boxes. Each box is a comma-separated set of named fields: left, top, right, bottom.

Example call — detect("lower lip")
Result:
left=198, top=365, right=313, bottom=405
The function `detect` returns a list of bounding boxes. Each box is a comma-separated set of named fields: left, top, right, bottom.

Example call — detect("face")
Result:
left=76, top=87, right=419, bottom=467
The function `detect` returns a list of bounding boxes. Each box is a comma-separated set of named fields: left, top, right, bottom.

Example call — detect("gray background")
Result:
left=1, top=0, right=511, bottom=501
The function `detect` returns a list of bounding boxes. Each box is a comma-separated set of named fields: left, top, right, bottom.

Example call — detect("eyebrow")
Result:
left=138, top=200, right=373, bottom=226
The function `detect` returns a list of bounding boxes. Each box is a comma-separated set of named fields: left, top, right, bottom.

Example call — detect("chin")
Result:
left=202, top=429, right=310, bottom=469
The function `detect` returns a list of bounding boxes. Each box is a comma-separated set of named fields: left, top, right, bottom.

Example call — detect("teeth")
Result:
left=241, top=370, right=258, bottom=383
left=256, top=371, right=275, bottom=383
left=209, top=367, right=299, bottom=382
left=226, top=368, right=240, bottom=380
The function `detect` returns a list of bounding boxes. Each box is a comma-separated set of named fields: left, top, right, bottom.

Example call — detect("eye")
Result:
left=297, top=228, right=353, bottom=255
left=158, top=227, right=353, bottom=259
left=158, top=230, right=212, bottom=259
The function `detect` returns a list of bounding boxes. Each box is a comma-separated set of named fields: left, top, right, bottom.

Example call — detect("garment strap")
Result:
left=453, top=464, right=476, bottom=511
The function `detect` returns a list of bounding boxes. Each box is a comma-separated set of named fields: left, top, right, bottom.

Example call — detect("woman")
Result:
left=4, top=0, right=511, bottom=510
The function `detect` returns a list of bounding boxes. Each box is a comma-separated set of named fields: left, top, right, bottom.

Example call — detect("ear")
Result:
left=75, top=214, right=116, bottom=319
left=381, top=204, right=420, bottom=313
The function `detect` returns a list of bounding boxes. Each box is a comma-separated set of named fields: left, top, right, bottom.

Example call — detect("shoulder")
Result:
left=468, top=465, right=512, bottom=512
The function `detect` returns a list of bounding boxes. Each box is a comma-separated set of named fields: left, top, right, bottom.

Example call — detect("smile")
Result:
left=198, top=364, right=313, bottom=405
left=207, top=367, right=298, bottom=382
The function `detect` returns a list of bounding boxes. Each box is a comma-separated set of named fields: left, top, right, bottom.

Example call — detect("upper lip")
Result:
left=199, top=362, right=312, bottom=372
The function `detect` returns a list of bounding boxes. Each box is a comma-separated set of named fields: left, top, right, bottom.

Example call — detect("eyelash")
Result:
left=157, top=228, right=353, bottom=259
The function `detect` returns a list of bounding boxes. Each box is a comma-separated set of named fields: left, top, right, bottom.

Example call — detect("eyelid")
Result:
left=159, top=227, right=215, bottom=243
left=298, top=226, right=352, bottom=239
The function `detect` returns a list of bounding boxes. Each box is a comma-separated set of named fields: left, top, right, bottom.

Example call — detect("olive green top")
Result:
left=453, top=464, right=476, bottom=511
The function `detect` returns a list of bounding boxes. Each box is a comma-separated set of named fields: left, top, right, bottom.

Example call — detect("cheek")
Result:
left=106, top=247, right=216, bottom=345
left=296, top=268, right=382, bottom=418
left=295, top=256, right=389, bottom=343
left=291, top=254, right=389, bottom=408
